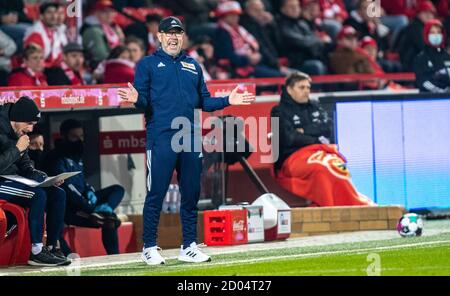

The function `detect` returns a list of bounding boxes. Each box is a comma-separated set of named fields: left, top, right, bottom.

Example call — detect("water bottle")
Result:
left=169, top=184, right=179, bottom=213
left=162, top=185, right=172, bottom=213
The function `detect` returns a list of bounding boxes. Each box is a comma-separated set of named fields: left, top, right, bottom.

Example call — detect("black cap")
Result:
left=158, top=16, right=185, bottom=33
left=9, top=96, right=41, bottom=123
left=63, top=42, right=84, bottom=54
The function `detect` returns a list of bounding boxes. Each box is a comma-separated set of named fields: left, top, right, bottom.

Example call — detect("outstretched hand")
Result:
left=228, top=85, right=256, bottom=105
left=118, top=82, right=138, bottom=103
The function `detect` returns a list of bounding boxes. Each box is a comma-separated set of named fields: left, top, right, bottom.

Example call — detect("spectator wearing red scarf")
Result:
left=45, top=42, right=86, bottom=86
left=23, top=2, right=67, bottom=68
left=8, top=45, right=47, bottom=86
left=82, top=0, right=124, bottom=67
left=214, top=1, right=283, bottom=78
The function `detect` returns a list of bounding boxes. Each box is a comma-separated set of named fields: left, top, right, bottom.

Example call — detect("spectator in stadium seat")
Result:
left=82, top=0, right=124, bottom=68
left=153, top=0, right=219, bottom=29
left=8, top=45, right=47, bottom=86
left=44, top=119, right=125, bottom=255
left=240, top=0, right=291, bottom=75
left=102, top=45, right=135, bottom=83
left=396, top=1, right=437, bottom=71
left=23, top=2, right=67, bottom=68
left=124, top=13, right=163, bottom=55
left=45, top=42, right=86, bottom=86
left=414, top=19, right=450, bottom=93
left=360, top=36, right=403, bottom=73
left=187, top=35, right=216, bottom=80
left=301, top=0, right=334, bottom=53
left=328, top=25, right=377, bottom=85
left=126, top=36, right=146, bottom=63
left=344, top=0, right=390, bottom=51
left=277, top=0, right=327, bottom=75
left=318, top=0, right=348, bottom=39
left=0, top=96, right=70, bottom=266
left=0, top=29, right=17, bottom=86
left=214, top=1, right=284, bottom=77
left=271, top=72, right=375, bottom=206
left=0, top=0, right=31, bottom=52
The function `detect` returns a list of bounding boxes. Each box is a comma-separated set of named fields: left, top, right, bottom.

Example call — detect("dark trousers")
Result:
left=0, top=180, right=66, bottom=246
left=143, top=136, right=202, bottom=249
left=60, top=185, right=124, bottom=255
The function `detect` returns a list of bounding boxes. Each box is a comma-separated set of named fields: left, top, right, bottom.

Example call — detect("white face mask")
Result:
left=428, top=33, right=443, bottom=47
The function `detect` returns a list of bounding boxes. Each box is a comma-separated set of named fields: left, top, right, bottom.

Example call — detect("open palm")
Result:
left=118, top=82, right=138, bottom=103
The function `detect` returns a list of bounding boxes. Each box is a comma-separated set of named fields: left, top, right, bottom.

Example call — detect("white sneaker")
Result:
left=141, top=246, right=165, bottom=265
left=178, top=242, right=211, bottom=263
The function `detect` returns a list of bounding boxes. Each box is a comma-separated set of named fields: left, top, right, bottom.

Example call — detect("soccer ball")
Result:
left=397, top=213, right=423, bottom=237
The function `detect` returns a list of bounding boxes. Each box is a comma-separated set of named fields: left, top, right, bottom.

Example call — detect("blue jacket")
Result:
left=44, top=141, right=95, bottom=213
left=134, top=48, right=230, bottom=148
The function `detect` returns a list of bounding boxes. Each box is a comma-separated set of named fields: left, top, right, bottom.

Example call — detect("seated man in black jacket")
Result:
left=271, top=72, right=374, bottom=206
left=414, top=19, right=450, bottom=93
left=0, top=96, right=70, bottom=266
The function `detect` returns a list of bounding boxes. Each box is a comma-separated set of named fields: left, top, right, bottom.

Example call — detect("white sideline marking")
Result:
left=159, top=240, right=450, bottom=270
left=17, top=239, right=450, bottom=275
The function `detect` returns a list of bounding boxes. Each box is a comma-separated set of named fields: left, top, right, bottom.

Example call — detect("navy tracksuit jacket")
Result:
left=134, top=48, right=230, bottom=248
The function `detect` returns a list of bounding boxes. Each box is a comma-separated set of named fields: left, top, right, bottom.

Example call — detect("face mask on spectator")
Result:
left=28, top=149, right=44, bottom=168
left=428, top=33, right=443, bottom=47
left=65, top=139, right=84, bottom=158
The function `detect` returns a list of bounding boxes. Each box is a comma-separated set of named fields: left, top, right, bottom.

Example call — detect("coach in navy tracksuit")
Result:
left=119, top=16, right=255, bottom=265
left=0, top=96, right=69, bottom=266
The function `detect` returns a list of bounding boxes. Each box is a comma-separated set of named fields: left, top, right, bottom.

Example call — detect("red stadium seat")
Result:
left=62, top=222, right=136, bottom=257
left=0, top=202, right=31, bottom=267
left=0, top=203, right=6, bottom=246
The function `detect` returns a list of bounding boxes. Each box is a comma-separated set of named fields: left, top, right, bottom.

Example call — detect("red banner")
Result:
left=99, top=130, right=146, bottom=155
left=0, top=83, right=256, bottom=111
left=207, top=83, right=256, bottom=98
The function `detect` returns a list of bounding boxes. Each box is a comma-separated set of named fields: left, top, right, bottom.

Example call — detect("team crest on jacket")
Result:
left=181, top=61, right=196, bottom=70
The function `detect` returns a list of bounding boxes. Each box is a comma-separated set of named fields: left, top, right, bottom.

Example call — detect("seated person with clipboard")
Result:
left=0, top=97, right=71, bottom=266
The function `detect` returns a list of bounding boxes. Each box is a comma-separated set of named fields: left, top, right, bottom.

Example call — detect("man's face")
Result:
left=418, top=11, right=435, bottom=24
left=223, top=13, right=240, bottom=27
left=66, top=127, right=84, bottom=142
left=57, top=6, right=65, bottom=26
left=363, top=45, right=377, bottom=60
left=64, top=51, right=84, bottom=71
left=287, top=79, right=311, bottom=104
left=359, top=1, right=373, bottom=22
left=127, top=42, right=145, bottom=63
left=339, top=34, right=358, bottom=50
left=96, top=8, right=115, bottom=25
left=281, top=0, right=301, bottom=19
left=41, top=7, right=59, bottom=27
left=11, top=122, right=36, bottom=137
left=29, top=135, right=44, bottom=151
left=246, top=0, right=265, bottom=21
left=157, top=29, right=184, bottom=57
left=303, top=2, right=321, bottom=19
left=25, top=51, right=45, bottom=73
left=147, top=21, right=159, bottom=35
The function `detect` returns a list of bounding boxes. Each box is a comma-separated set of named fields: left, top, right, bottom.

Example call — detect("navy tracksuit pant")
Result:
left=143, top=135, right=202, bottom=249
left=59, top=184, right=125, bottom=255
left=0, top=180, right=66, bottom=246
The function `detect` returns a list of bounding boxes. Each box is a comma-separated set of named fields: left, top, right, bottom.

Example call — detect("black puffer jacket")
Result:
left=271, top=88, right=332, bottom=170
left=0, top=103, right=46, bottom=181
